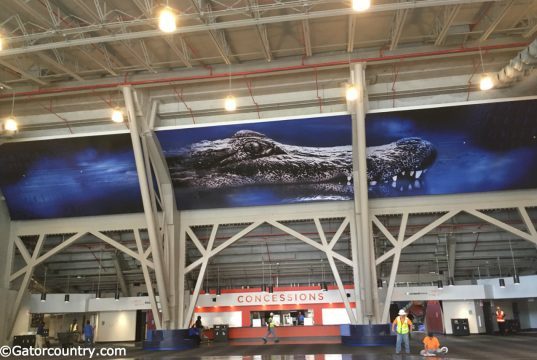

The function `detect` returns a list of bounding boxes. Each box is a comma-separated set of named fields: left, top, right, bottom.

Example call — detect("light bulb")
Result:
left=224, top=95, right=237, bottom=112
left=346, top=84, right=359, bottom=101
left=480, top=74, right=494, bottom=91
left=111, top=108, right=124, bottom=123
left=0, top=37, right=3, bottom=51
left=352, top=0, right=371, bottom=11
left=159, top=7, right=177, bottom=33
left=4, top=117, right=18, bottom=131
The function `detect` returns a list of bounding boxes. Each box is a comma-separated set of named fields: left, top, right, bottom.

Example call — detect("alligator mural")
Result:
left=165, top=130, right=436, bottom=192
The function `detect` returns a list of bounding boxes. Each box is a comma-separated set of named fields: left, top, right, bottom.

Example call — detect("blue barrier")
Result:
left=341, top=324, right=396, bottom=346
left=143, top=329, right=199, bottom=351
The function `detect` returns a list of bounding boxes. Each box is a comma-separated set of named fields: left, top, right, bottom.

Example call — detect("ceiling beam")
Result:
left=347, top=15, right=357, bottom=53
left=302, top=20, right=312, bottom=57
left=190, top=0, right=233, bottom=65
left=247, top=0, right=272, bottom=62
left=523, top=20, right=537, bottom=38
left=479, top=0, right=515, bottom=42
left=1, top=0, right=508, bottom=58
left=36, top=53, right=85, bottom=81
left=390, top=8, right=410, bottom=51
left=434, top=4, right=462, bottom=46
left=0, top=59, right=48, bottom=86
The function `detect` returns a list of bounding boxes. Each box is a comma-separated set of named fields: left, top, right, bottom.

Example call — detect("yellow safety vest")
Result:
left=396, top=316, right=410, bottom=334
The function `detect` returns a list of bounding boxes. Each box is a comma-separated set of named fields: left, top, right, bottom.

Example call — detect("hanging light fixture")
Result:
left=205, top=264, right=211, bottom=295
left=65, top=275, right=70, bottom=303
left=321, top=259, right=327, bottom=291
left=509, top=239, right=520, bottom=285
left=41, top=267, right=48, bottom=302
left=345, top=84, right=359, bottom=101
left=224, top=95, right=237, bottom=112
left=377, top=278, right=383, bottom=289
left=268, top=285, right=274, bottom=293
left=158, top=6, right=177, bottom=33
left=445, top=243, right=455, bottom=286
left=478, top=47, right=494, bottom=91
left=3, top=93, right=18, bottom=133
left=111, top=108, right=124, bottom=123
left=96, top=248, right=102, bottom=299
left=0, top=36, right=4, bottom=51
left=115, top=271, right=120, bottom=301
left=261, top=259, right=266, bottom=293
left=352, top=0, right=371, bottom=12
left=435, top=258, right=443, bottom=290
left=224, top=65, right=237, bottom=112
left=216, top=266, right=221, bottom=297
left=497, top=256, right=505, bottom=288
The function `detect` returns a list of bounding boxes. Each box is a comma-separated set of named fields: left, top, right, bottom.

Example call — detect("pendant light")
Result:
left=352, top=0, right=371, bottom=12
left=509, top=240, right=520, bottom=285
left=96, top=248, right=102, bottom=299
left=224, top=65, right=237, bottom=112
left=435, top=258, right=443, bottom=290
left=446, top=243, right=455, bottom=286
left=65, top=275, right=70, bottom=303
left=321, top=259, right=327, bottom=292
left=158, top=6, right=177, bottom=33
left=3, top=93, right=18, bottom=133
left=115, top=272, right=120, bottom=301
left=261, top=259, right=266, bottom=293
left=345, top=83, right=359, bottom=101
left=268, top=263, right=274, bottom=293
left=41, top=267, right=48, bottom=302
left=479, top=47, right=494, bottom=91
left=377, top=278, right=383, bottom=289
left=497, top=256, right=505, bottom=288
left=216, top=265, right=221, bottom=297
left=204, top=266, right=210, bottom=295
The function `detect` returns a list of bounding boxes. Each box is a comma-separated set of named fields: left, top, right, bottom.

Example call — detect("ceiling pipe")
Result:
left=0, top=42, right=527, bottom=100
left=494, top=38, right=537, bottom=86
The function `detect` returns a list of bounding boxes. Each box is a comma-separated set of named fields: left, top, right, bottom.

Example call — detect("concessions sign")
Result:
left=195, top=289, right=354, bottom=307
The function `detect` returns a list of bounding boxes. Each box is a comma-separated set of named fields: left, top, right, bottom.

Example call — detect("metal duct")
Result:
left=495, top=38, right=537, bottom=85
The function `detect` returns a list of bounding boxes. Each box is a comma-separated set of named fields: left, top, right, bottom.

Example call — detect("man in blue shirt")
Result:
left=83, top=320, right=94, bottom=347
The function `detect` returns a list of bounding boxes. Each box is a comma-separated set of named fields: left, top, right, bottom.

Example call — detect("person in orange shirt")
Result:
left=391, top=309, right=413, bottom=354
left=420, top=332, right=449, bottom=357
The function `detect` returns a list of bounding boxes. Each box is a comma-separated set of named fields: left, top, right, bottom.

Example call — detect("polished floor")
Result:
left=10, top=334, right=537, bottom=359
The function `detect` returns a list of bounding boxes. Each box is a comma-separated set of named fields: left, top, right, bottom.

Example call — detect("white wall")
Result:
left=321, top=308, right=358, bottom=325
left=478, top=276, right=537, bottom=299
left=442, top=301, right=486, bottom=335
left=95, top=311, right=136, bottom=342
left=391, top=285, right=486, bottom=301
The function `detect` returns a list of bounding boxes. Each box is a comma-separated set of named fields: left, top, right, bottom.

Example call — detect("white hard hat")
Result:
left=398, top=309, right=407, bottom=316
left=270, top=312, right=274, bottom=316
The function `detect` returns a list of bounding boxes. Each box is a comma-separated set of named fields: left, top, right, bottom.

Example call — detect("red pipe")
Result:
left=0, top=42, right=528, bottom=100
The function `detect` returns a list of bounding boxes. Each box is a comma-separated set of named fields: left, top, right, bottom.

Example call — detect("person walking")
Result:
left=83, top=320, right=94, bottom=347
left=262, top=313, right=279, bottom=344
left=36, top=321, right=45, bottom=349
left=496, top=306, right=506, bottom=335
left=391, top=309, right=412, bottom=354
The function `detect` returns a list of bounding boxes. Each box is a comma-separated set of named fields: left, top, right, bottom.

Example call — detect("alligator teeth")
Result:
left=415, top=170, right=423, bottom=179
left=369, top=181, right=377, bottom=186
left=399, top=186, right=403, bottom=192
left=401, top=171, right=406, bottom=176
left=408, top=184, right=413, bottom=190
left=392, top=175, right=398, bottom=181
left=414, top=180, right=421, bottom=189
left=392, top=182, right=397, bottom=188
left=423, top=169, right=428, bottom=173
left=410, top=171, right=415, bottom=177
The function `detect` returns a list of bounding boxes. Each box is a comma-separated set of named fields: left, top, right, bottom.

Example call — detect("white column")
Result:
left=350, top=63, right=376, bottom=323
left=123, top=86, right=170, bottom=328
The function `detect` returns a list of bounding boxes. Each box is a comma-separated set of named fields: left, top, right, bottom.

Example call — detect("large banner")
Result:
left=0, top=134, right=143, bottom=220
left=366, top=98, right=537, bottom=198
left=157, top=115, right=353, bottom=210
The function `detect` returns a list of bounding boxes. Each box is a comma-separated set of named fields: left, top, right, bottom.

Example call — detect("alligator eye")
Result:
left=243, top=141, right=263, bottom=155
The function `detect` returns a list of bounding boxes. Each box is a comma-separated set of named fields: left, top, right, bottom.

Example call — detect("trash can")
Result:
left=451, top=318, right=470, bottom=336
left=213, top=324, right=229, bottom=342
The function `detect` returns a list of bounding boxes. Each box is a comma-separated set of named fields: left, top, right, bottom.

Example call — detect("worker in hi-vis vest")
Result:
left=391, top=309, right=413, bottom=354
left=496, top=306, right=506, bottom=335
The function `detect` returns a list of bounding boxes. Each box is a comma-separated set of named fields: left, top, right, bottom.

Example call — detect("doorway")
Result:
left=482, top=301, right=495, bottom=334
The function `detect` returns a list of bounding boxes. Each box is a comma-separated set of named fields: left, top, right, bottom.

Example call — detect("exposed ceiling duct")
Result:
left=496, top=38, right=537, bottom=85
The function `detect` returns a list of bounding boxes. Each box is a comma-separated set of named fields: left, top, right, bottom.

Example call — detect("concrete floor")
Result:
left=8, top=334, right=537, bottom=359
